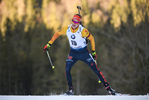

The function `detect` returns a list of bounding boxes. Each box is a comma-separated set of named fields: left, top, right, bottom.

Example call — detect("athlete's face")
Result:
left=71, top=19, right=80, bottom=29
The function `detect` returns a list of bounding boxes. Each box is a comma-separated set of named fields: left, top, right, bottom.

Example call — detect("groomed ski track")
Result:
left=0, top=95, right=149, bottom=100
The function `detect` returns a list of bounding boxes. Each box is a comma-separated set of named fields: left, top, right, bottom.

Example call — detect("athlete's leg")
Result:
left=65, top=54, right=78, bottom=88
left=80, top=51, right=108, bottom=85
left=79, top=50, right=116, bottom=95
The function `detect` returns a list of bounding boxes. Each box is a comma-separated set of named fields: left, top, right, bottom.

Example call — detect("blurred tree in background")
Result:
left=0, top=0, right=149, bottom=95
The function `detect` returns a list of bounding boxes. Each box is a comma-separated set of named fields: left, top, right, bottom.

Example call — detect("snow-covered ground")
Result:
left=0, top=95, right=149, bottom=100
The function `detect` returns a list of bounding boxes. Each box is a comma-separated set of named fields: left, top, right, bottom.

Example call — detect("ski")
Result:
left=60, top=93, right=74, bottom=96
left=115, top=93, right=130, bottom=96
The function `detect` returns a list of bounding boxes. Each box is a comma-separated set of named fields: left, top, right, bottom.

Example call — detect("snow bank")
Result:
left=0, top=95, right=149, bottom=100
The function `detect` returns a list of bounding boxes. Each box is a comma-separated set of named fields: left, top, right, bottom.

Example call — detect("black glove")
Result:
left=92, top=51, right=97, bottom=60
left=43, top=44, right=51, bottom=52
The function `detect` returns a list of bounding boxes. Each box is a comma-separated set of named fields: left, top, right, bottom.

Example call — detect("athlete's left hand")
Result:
left=92, top=51, right=97, bottom=60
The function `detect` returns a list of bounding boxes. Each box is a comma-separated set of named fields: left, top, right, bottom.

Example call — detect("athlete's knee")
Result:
left=65, top=67, right=71, bottom=73
left=65, top=62, right=72, bottom=73
left=91, top=65, right=99, bottom=73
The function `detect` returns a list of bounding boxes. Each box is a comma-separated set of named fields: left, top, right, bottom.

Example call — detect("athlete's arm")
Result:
left=48, top=26, right=68, bottom=45
left=81, top=28, right=95, bottom=51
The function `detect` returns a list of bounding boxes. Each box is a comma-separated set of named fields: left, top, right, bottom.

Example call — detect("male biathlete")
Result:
left=44, top=14, right=116, bottom=95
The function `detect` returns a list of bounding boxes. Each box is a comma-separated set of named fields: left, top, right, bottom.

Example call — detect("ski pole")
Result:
left=46, top=50, right=55, bottom=69
left=94, top=60, right=101, bottom=83
left=77, top=6, right=81, bottom=15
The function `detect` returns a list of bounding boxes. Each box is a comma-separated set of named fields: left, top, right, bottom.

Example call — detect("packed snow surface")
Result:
left=0, top=95, right=149, bottom=100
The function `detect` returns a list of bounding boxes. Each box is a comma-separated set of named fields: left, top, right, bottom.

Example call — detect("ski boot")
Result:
left=106, top=86, right=116, bottom=95
left=65, top=87, right=74, bottom=95
left=104, top=83, right=116, bottom=95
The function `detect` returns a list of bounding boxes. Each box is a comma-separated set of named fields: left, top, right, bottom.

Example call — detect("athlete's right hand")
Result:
left=43, top=44, right=51, bottom=52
